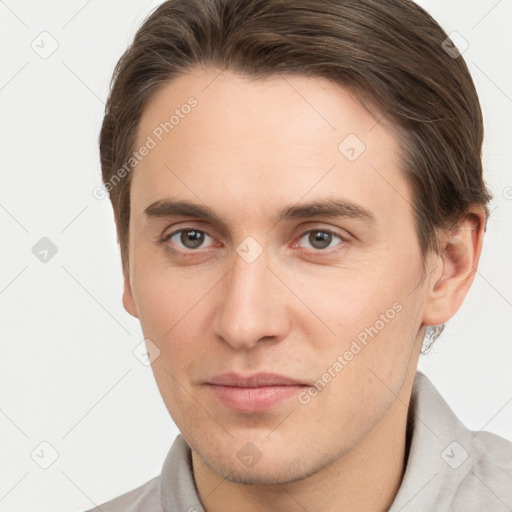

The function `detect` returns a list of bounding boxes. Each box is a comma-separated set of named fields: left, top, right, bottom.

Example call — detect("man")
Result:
left=89, top=0, right=512, bottom=510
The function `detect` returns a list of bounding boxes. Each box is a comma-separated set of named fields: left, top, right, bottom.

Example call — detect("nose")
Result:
left=212, top=246, right=291, bottom=351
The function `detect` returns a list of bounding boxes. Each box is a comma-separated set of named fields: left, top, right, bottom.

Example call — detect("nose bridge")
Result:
left=214, top=245, right=287, bottom=349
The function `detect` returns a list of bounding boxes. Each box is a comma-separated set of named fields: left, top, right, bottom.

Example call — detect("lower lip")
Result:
left=207, top=384, right=306, bottom=413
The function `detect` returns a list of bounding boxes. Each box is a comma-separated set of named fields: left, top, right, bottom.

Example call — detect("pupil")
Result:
left=181, top=230, right=204, bottom=249
left=309, top=231, right=331, bottom=249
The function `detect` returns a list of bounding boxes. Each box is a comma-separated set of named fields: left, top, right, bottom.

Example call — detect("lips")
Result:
left=206, top=372, right=309, bottom=413
left=208, top=372, right=307, bottom=387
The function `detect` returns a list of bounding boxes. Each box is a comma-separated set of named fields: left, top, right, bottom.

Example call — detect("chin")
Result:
left=193, top=436, right=342, bottom=486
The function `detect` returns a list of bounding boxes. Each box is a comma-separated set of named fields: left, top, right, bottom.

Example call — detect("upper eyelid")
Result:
left=298, top=228, right=345, bottom=240
left=166, top=227, right=213, bottom=239
left=159, top=222, right=222, bottom=243
left=161, top=219, right=349, bottom=237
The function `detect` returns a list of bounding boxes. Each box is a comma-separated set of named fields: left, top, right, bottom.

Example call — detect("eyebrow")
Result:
left=144, top=197, right=375, bottom=226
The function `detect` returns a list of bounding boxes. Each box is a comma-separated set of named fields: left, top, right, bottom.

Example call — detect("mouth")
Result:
left=205, top=372, right=310, bottom=413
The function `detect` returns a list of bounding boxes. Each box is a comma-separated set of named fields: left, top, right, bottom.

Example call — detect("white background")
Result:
left=1, top=1, right=511, bottom=511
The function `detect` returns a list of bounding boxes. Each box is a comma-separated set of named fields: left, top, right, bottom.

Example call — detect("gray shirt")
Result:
left=86, top=371, right=512, bottom=511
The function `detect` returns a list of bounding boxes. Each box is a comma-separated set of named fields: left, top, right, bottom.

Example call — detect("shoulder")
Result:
left=83, top=475, right=161, bottom=512
left=81, top=434, right=201, bottom=512
left=450, top=430, right=512, bottom=511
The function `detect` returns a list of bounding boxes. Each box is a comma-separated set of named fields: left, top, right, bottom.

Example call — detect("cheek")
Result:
left=133, top=270, right=210, bottom=420
left=283, top=259, right=414, bottom=341
left=282, top=252, right=424, bottom=396
left=131, top=245, right=198, bottom=331
left=131, top=259, right=218, bottom=368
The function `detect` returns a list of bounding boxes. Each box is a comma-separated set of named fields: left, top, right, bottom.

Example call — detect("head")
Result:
left=99, top=0, right=491, bottom=485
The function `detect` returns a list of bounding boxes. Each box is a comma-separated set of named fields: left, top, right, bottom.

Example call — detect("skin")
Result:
left=122, top=67, right=485, bottom=512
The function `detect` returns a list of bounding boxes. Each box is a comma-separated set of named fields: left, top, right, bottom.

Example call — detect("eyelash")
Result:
left=158, top=227, right=347, bottom=256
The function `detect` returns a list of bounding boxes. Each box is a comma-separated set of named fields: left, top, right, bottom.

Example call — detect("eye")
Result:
left=164, top=229, right=215, bottom=250
left=298, top=229, right=345, bottom=250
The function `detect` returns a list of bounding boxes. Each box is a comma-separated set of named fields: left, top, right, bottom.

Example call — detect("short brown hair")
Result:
left=100, top=0, right=492, bottom=282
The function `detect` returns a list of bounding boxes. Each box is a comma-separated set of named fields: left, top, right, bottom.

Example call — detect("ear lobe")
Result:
left=422, top=211, right=485, bottom=326
left=122, top=273, right=139, bottom=318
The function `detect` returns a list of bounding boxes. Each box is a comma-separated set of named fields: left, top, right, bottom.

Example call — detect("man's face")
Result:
left=125, top=67, right=431, bottom=484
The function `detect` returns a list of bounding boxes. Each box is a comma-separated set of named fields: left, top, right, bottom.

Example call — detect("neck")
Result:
left=192, top=369, right=416, bottom=512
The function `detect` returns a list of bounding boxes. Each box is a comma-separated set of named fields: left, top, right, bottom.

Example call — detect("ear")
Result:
left=422, top=207, right=486, bottom=326
left=122, top=271, right=139, bottom=318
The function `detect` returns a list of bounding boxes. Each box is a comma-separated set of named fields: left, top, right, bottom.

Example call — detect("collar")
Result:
left=389, top=371, right=486, bottom=511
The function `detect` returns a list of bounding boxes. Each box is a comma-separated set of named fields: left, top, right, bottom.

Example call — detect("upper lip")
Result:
left=207, top=372, right=307, bottom=388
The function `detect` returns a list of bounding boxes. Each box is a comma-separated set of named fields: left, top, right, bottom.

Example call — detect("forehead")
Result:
left=135, top=66, right=397, bottom=154
left=131, top=67, right=411, bottom=229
